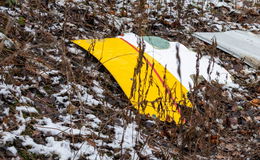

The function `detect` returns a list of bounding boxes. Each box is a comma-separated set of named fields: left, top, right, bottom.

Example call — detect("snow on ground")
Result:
left=16, top=106, right=38, bottom=113
left=0, top=0, right=259, bottom=159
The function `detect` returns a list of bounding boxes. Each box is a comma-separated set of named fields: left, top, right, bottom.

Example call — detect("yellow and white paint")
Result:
left=72, top=33, right=232, bottom=124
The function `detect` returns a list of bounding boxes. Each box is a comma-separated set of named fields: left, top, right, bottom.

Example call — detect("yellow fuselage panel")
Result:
left=72, top=38, right=191, bottom=124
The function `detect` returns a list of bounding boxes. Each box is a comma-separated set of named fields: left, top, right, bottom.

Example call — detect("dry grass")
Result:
left=0, top=0, right=259, bottom=159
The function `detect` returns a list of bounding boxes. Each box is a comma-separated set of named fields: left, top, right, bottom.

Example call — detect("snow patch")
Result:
left=7, top=146, right=17, bottom=156
left=16, top=106, right=38, bottom=113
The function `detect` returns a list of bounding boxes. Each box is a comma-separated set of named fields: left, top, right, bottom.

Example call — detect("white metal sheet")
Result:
left=193, top=30, right=260, bottom=69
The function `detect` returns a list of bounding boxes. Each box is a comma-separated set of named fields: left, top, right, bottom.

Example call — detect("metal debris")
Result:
left=193, top=30, right=260, bottom=69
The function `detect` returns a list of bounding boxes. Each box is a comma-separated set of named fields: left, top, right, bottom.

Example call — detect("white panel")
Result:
left=193, top=30, right=260, bottom=69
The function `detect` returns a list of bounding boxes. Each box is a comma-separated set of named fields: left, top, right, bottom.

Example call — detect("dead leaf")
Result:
left=247, top=9, right=259, bottom=16
left=66, top=104, right=77, bottom=114
left=216, top=155, right=226, bottom=159
left=144, top=4, right=149, bottom=9
left=171, top=147, right=180, bottom=155
left=238, top=130, right=251, bottom=135
left=250, top=98, right=260, bottom=107
left=225, top=143, right=235, bottom=151
left=32, top=130, right=41, bottom=137
left=210, top=135, right=219, bottom=144
left=109, top=10, right=115, bottom=15
left=85, top=138, right=96, bottom=147
left=256, top=87, right=260, bottom=93
left=120, top=9, right=127, bottom=17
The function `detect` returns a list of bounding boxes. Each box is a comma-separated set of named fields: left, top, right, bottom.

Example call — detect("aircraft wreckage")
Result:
left=72, top=33, right=233, bottom=124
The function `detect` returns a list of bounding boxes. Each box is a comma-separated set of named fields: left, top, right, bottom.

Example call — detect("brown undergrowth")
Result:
left=0, top=0, right=259, bottom=159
